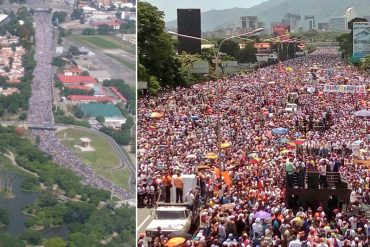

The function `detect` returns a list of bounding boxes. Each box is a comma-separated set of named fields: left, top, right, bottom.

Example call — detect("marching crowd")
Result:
left=27, top=12, right=130, bottom=200
left=138, top=48, right=370, bottom=246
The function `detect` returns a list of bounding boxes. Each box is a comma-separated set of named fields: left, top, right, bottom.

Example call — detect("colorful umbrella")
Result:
left=279, top=138, right=289, bottom=144
left=191, top=115, right=200, bottom=120
left=206, top=152, right=218, bottom=160
left=150, top=112, right=163, bottom=118
left=220, top=142, right=232, bottom=148
left=253, top=210, right=271, bottom=220
left=280, top=149, right=290, bottom=154
left=295, top=139, right=305, bottom=145
left=198, top=164, right=210, bottom=170
left=166, top=237, right=186, bottom=247
left=272, top=127, right=288, bottom=135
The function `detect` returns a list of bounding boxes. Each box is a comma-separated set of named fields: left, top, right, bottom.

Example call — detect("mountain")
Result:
left=166, top=0, right=370, bottom=32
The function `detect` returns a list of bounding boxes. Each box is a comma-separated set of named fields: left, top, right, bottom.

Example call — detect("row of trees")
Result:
left=0, top=125, right=135, bottom=246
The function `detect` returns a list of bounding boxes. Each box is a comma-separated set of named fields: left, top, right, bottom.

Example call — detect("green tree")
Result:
left=238, top=43, right=257, bottom=63
left=69, top=45, right=79, bottom=55
left=178, top=52, right=202, bottom=84
left=97, top=24, right=113, bottom=35
left=19, top=229, right=42, bottom=245
left=96, top=116, right=105, bottom=123
left=82, top=28, right=96, bottom=35
left=71, top=8, right=84, bottom=21
left=0, top=207, right=9, bottom=226
left=138, top=2, right=185, bottom=88
left=52, top=11, right=67, bottom=24
left=148, top=76, right=160, bottom=95
left=52, top=56, right=66, bottom=67
left=45, top=237, right=67, bottom=247
left=0, top=233, right=25, bottom=247
left=219, top=39, right=240, bottom=59
left=19, top=112, right=27, bottom=120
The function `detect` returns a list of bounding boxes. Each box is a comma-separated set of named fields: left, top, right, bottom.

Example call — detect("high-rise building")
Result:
left=329, top=17, right=346, bottom=32
left=304, top=16, right=315, bottom=31
left=345, top=7, right=356, bottom=30
left=240, top=16, right=258, bottom=31
left=282, top=13, right=301, bottom=33
left=177, top=9, right=201, bottom=54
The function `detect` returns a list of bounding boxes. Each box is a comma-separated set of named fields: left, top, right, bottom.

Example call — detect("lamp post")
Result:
left=168, top=28, right=264, bottom=178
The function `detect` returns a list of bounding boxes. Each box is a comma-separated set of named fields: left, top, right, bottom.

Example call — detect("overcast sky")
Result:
left=144, top=0, right=268, bottom=21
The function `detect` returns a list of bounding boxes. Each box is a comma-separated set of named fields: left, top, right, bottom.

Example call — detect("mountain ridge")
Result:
left=166, top=0, right=370, bottom=32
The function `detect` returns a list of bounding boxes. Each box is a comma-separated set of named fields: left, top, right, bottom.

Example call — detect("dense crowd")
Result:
left=27, top=12, right=130, bottom=200
left=138, top=48, right=370, bottom=246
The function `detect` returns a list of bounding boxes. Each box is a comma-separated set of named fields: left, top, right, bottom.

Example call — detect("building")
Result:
left=89, top=19, right=122, bottom=30
left=67, top=95, right=114, bottom=103
left=63, top=67, right=82, bottom=76
left=57, top=75, right=97, bottom=86
left=304, top=16, right=316, bottom=31
left=79, top=103, right=126, bottom=129
left=240, top=16, right=258, bottom=31
left=318, top=23, right=329, bottom=32
left=110, top=86, right=127, bottom=103
left=329, top=17, right=346, bottom=32
left=0, top=14, right=8, bottom=25
left=282, top=13, right=301, bottom=33
left=345, top=7, right=356, bottom=30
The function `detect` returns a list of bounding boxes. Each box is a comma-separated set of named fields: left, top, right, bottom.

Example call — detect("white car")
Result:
left=285, top=103, right=298, bottom=112
left=145, top=206, right=192, bottom=239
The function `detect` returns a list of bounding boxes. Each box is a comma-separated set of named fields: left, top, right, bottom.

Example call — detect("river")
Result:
left=0, top=171, right=69, bottom=239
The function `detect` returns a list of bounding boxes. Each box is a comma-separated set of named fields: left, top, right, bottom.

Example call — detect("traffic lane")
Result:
left=137, top=207, right=153, bottom=236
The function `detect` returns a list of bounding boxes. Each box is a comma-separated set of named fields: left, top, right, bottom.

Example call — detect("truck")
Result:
left=145, top=203, right=195, bottom=240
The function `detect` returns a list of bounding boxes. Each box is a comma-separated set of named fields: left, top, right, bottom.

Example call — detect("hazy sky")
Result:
left=144, top=0, right=268, bottom=21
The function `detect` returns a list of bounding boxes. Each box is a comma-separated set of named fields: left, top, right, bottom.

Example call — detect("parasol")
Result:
left=253, top=210, right=271, bottom=220
left=150, top=112, right=163, bottom=118
left=295, top=139, right=305, bottom=145
left=206, top=152, right=218, bottom=160
left=272, top=127, right=288, bottom=135
left=220, top=142, right=232, bottom=148
left=166, top=237, right=186, bottom=247
left=354, top=110, right=370, bottom=117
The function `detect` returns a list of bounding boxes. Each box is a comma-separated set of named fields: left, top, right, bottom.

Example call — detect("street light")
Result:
left=168, top=28, right=264, bottom=179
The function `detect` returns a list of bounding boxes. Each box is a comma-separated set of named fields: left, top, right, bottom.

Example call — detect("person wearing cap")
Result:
left=174, top=172, right=184, bottom=203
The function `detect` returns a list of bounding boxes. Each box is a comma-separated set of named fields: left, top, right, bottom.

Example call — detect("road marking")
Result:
left=137, top=214, right=151, bottom=232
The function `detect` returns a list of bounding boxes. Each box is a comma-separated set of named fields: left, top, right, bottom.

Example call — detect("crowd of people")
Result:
left=138, top=48, right=370, bottom=246
left=27, top=12, right=130, bottom=200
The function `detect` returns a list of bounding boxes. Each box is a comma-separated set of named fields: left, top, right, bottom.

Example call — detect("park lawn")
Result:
left=97, top=167, right=130, bottom=191
left=69, top=35, right=135, bottom=54
left=105, top=53, right=136, bottom=70
left=57, top=128, right=120, bottom=170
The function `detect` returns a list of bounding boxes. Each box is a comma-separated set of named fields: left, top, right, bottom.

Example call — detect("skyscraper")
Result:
left=345, top=7, right=356, bottom=30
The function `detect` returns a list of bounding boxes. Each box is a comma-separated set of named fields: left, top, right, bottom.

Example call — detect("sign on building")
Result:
left=353, top=22, right=370, bottom=61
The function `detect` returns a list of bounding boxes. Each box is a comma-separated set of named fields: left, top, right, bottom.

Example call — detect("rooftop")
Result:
left=79, top=103, right=124, bottom=119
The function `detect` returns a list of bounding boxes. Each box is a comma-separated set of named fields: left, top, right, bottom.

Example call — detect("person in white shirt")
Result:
left=185, top=189, right=195, bottom=204
left=252, top=218, right=263, bottom=237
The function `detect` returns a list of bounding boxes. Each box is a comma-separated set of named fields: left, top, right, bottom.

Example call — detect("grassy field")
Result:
left=56, top=128, right=131, bottom=191
left=69, top=35, right=135, bottom=54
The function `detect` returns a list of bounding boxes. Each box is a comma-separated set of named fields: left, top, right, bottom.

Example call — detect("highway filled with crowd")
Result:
left=27, top=11, right=131, bottom=200
left=138, top=48, right=370, bottom=246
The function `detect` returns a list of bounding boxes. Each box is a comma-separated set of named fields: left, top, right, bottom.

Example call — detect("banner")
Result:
left=353, top=22, right=370, bottom=61
left=323, top=84, right=366, bottom=94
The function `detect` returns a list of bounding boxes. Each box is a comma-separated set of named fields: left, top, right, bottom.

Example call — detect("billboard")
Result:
left=353, top=22, right=370, bottom=61
left=177, top=9, right=201, bottom=54
left=272, top=24, right=290, bottom=37
left=323, top=84, right=366, bottom=94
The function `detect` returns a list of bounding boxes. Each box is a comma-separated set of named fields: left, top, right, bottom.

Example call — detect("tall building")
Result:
left=329, top=17, right=346, bottom=32
left=304, top=16, right=315, bottom=31
left=282, top=13, right=301, bottom=33
left=240, top=16, right=258, bottom=31
left=345, top=7, right=356, bottom=30
left=177, top=9, right=201, bottom=54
